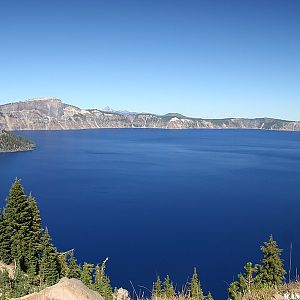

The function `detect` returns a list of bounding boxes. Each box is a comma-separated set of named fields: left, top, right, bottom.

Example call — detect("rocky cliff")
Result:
left=0, top=98, right=299, bottom=131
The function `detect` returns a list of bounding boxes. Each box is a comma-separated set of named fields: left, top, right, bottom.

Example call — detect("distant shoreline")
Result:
left=1, top=98, right=299, bottom=132
left=10, top=127, right=300, bottom=133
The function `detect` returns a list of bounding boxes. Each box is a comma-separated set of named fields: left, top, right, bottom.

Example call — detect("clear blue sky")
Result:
left=0, top=0, right=299, bottom=120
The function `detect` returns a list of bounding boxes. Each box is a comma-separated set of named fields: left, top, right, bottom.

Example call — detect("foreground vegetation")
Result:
left=0, top=180, right=212, bottom=300
left=0, top=179, right=295, bottom=300
left=0, top=131, right=35, bottom=152
left=0, top=179, right=112, bottom=299
left=228, top=235, right=287, bottom=300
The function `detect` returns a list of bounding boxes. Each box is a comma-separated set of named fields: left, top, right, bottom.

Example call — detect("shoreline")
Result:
left=8, top=127, right=300, bottom=133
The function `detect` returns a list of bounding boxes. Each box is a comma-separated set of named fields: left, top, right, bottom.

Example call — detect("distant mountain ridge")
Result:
left=102, top=106, right=138, bottom=115
left=0, top=98, right=299, bottom=131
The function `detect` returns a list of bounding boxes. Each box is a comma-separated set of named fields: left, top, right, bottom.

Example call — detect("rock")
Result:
left=0, top=261, right=15, bottom=278
left=0, top=98, right=299, bottom=131
left=274, top=291, right=300, bottom=300
left=12, top=277, right=104, bottom=300
left=114, top=288, right=131, bottom=300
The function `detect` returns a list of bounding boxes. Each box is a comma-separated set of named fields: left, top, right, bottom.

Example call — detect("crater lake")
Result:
left=0, top=129, right=300, bottom=299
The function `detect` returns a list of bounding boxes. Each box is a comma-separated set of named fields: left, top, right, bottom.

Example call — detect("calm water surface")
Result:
left=0, top=129, right=300, bottom=299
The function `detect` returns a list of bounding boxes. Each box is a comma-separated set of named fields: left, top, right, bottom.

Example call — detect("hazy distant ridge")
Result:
left=0, top=98, right=299, bottom=131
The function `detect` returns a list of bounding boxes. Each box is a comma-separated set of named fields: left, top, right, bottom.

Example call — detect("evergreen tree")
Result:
left=7, top=179, right=32, bottom=267
left=0, top=179, right=29, bottom=264
left=228, top=280, right=241, bottom=300
left=163, top=275, right=175, bottom=298
left=0, top=180, right=42, bottom=271
left=238, top=262, right=259, bottom=293
left=0, top=270, right=11, bottom=300
left=27, top=242, right=39, bottom=285
left=206, top=292, right=214, bottom=300
left=39, top=228, right=59, bottom=286
left=0, top=211, right=11, bottom=264
left=257, top=235, right=286, bottom=286
left=57, top=252, right=69, bottom=278
left=11, top=266, right=30, bottom=298
left=94, top=258, right=113, bottom=300
left=67, top=251, right=81, bottom=279
left=26, top=194, right=42, bottom=269
left=228, top=262, right=259, bottom=299
left=189, top=268, right=204, bottom=300
left=81, top=262, right=94, bottom=287
left=152, top=276, right=162, bottom=298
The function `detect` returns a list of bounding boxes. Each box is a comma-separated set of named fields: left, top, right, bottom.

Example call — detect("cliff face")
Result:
left=0, top=98, right=299, bottom=131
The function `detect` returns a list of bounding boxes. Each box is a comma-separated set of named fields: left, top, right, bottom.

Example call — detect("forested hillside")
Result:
left=0, top=131, right=35, bottom=152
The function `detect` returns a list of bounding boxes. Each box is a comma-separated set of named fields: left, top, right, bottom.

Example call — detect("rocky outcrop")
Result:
left=0, top=98, right=299, bottom=131
left=0, top=261, right=15, bottom=278
left=12, top=277, right=104, bottom=300
left=114, top=288, right=131, bottom=300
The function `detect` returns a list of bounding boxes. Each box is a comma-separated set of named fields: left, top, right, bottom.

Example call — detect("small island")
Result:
left=0, top=130, right=35, bottom=152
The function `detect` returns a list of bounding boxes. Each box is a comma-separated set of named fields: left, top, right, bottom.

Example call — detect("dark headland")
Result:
left=0, top=130, right=35, bottom=153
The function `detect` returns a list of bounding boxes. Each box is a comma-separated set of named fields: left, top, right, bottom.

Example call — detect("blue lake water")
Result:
left=0, top=129, right=300, bottom=299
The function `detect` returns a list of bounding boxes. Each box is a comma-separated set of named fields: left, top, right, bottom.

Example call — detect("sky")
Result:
left=0, top=0, right=299, bottom=120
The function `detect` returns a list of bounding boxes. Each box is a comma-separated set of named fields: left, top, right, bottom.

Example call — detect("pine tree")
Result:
left=81, top=262, right=94, bottom=287
left=11, top=266, right=30, bottom=298
left=163, top=275, right=175, bottom=298
left=57, top=253, right=69, bottom=278
left=26, top=194, right=42, bottom=269
left=206, top=292, right=214, bottom=300
left=67, top=251, right=81, bottom=279
left=228, top=262, right=259, bottom=299
left=39, top=228, right=59, bottom=286
left=0, top=180, right=42, bottom=271
left=0, top=211, right=11, bottom=264
left=189, top=268, right=204, bottom=300
left=228, top=280, right=241, bottom=300
left=152, top=276, right=162, bottom=298
left=0, top=270, right=11, bottom=300
left=7, top=179, right=33, bottom=267
left=257, top=235, right=286, bottom=286
left=238, top=262, right=259, bottom=293
left=94, top=258, right=113, bottom=300
left=0, top=179, right=29, bottom=264
left=27, top=242, right=39, bottom=285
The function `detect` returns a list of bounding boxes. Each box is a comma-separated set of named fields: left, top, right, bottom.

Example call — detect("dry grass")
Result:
left=238, top=282, right=300, bottom=300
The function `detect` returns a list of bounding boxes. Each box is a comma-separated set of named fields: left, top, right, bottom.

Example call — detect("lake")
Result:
left=0, top=129, right=300, bottom=299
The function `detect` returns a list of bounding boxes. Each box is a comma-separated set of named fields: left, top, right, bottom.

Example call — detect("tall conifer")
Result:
left=152, top=276, right=162, bottom=298
left=81, top=263, right=94, bottom=287
left=257, top=235, right=286, bottom=286
left=67, top=251, right=81, bottom=279
left=163, top=275, right=175, bottom=298
left=189, top=268, right=204, bottom=300
left=0, top=179, right=31, bottom=264
left=94, top=258, right=113, bottom=300
left=39, top=228, right=59, bottom=286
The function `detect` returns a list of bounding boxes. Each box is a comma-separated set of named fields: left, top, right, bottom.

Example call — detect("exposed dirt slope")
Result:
left=12, top=277, right=104, bottom=300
